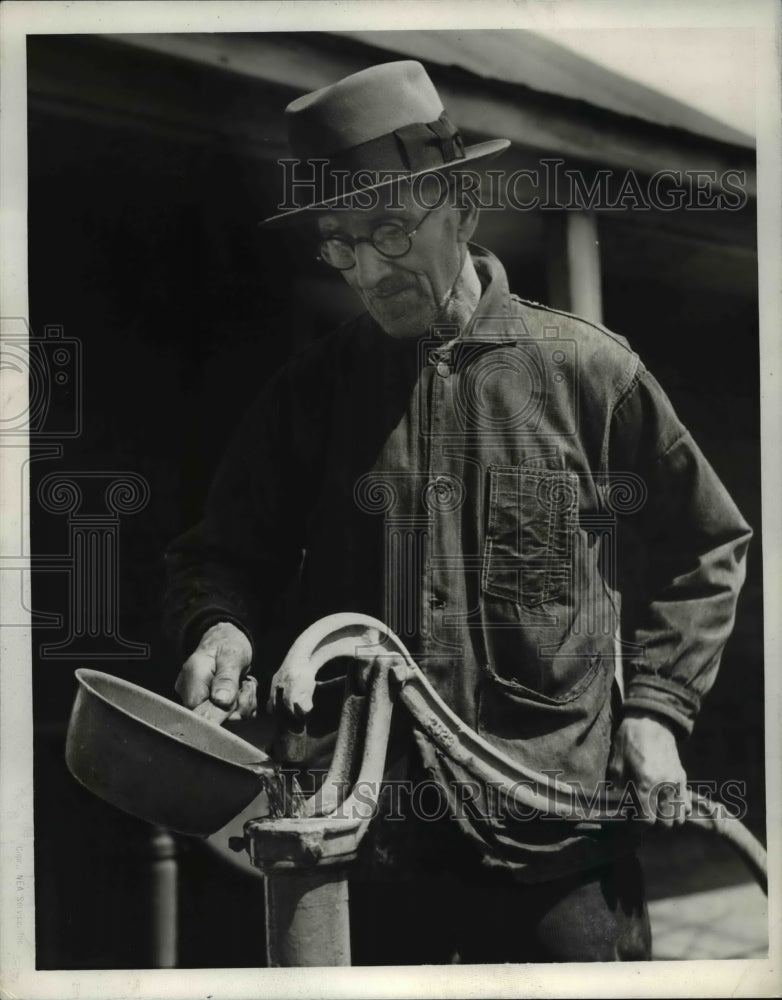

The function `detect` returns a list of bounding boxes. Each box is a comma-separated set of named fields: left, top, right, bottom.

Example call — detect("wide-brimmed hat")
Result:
left=261, top=60, right=510, bottom=225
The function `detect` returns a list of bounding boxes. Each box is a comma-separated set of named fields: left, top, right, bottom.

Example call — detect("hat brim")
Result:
left=259, top=138, right=510, bottom=227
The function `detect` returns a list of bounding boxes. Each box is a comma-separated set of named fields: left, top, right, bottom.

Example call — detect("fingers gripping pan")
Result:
left=65, top=669, right=275, bottom=837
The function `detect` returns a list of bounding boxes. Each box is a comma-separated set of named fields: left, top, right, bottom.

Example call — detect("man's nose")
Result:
left=351, top=240, right=394, bottom=289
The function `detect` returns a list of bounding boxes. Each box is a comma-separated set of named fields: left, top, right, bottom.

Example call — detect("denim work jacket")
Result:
left=165, top=246, right=751, bottom=877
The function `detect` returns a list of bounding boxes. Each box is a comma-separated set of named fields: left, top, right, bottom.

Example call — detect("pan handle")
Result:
left=192, top=699, right=232, bottom=726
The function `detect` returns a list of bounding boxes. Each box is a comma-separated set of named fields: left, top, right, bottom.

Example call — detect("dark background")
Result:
left=26, top=33, right=763, bottom=968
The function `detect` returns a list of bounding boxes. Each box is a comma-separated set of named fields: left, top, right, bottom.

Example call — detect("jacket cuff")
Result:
left=623, top=673, right=701, bottom=738
left=180, top=609, right=255, bottom=661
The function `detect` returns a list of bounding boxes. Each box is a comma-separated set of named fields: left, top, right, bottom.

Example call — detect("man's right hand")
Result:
left=175, top=621, right=256, bottom=720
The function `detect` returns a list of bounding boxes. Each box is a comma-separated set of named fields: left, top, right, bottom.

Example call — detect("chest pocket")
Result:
left=481, top=466, right=578, bottom=607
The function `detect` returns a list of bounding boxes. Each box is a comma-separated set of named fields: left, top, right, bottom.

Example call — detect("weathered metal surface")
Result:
left=243, top=613, right=768, bottom=896
left=149, top=827, right=178, bottom=968
left=65, top=668, right=276, bottom=837
left=244, top=656, right=395, bottom=871
left=65, top=614, right=768, bottom=971
left=265, top=870, right=351, bottom=967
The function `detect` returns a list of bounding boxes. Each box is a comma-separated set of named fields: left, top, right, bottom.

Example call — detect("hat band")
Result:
left=327, top=112, right=466, bottom=174
left=289, top=112, right=466, bottom=207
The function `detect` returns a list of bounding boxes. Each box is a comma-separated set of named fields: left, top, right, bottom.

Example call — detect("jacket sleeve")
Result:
left=607, top=363, right=753, bottom=737
left=163, top=367, right=305, bottom=665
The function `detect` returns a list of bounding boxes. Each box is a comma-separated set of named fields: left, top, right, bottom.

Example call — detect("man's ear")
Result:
left=451, top=184, right=480, bottom=243
left=455, top=199, right=480, bottom=245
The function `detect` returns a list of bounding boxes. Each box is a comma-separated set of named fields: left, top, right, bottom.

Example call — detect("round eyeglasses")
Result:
left=317, top=208, right=435, bottom=271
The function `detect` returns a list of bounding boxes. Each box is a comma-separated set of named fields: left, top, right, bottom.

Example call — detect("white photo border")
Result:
left=1, top=1, right=780, bottom=997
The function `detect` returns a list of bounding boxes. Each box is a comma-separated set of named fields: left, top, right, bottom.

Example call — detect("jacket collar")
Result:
left=457, top=244, right=525, bottom=344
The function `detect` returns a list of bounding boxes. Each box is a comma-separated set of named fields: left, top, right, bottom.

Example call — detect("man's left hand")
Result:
left=607, top=712, right=692, bottom=828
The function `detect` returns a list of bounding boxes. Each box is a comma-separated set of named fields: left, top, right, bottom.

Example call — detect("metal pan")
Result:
left=65, top=668, right=275, bottom=837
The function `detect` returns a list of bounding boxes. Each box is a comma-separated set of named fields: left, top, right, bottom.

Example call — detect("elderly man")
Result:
left=165, top=61, right=751, bottom=963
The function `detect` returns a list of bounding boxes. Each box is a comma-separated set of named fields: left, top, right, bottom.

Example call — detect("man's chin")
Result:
left=370, top=305, right=436, bottom=340
left=382, top=323, right=425, bottom=340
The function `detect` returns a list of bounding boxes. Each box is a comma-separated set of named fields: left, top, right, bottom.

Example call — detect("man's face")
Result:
left=316, top=184, right=465, bottom=340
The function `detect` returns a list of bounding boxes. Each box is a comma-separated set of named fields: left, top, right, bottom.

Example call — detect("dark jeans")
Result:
left=349, top=849, right=651, bottom=964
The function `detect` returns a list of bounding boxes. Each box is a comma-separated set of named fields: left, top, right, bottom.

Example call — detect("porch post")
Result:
left=546, top=209, right=603, bottom=323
